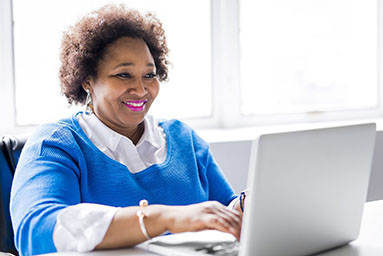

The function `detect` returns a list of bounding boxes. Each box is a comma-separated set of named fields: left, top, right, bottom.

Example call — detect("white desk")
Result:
left=41, top=200, right=383, bottom=256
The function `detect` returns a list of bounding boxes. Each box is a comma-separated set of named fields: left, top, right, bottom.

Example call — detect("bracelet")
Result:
left=137, top=199, right=151, bottom=240
left=239, top=191, right=246, bottom=212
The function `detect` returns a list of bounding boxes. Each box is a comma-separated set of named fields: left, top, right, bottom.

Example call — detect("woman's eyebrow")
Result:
left=113, top=62, right=155, bottom=69
left=113, top=62, right=133, bottom=69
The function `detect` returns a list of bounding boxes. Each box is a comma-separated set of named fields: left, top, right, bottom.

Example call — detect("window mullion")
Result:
left=211, top=0, right=242, bottom=128
left=378, top=0, right=383, bottom=117
left=0, top=0, right=16, bottom=133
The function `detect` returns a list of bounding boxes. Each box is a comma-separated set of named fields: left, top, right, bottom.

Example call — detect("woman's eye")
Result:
left=116, top=73, right=132, bottom=79
left=144, top=73, right=157, bottom=79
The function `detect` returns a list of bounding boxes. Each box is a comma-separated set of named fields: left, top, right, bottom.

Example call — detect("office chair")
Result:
left=1, top=135, right=27, bottom=256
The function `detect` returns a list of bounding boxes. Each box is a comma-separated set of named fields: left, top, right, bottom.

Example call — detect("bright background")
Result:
left=1, top=0, right=380, bottom=130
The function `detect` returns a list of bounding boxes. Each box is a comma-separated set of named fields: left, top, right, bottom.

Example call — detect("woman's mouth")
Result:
left=122, top=100, right=148, bottom=112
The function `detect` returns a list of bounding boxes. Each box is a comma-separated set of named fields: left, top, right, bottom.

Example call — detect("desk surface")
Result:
left=41, top=200, right=383, bottom=256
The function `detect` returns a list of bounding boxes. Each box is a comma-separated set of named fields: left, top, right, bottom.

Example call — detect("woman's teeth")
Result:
left=125, top=102, right=144, bottom=107
left=123, top=100, right=147, bottom=112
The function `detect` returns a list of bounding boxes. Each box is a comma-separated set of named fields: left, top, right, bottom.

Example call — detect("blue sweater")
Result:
left=10, top=113, right=236, bottom=256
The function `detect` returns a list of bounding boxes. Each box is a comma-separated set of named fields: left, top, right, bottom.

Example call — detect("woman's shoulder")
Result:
left=26, top=113, right=82, bottom=149
left=158, top=118, right=207, bottom=144
left=158, top=118, right=197, bottom=138
left=158, top=118, right=192, bottom=131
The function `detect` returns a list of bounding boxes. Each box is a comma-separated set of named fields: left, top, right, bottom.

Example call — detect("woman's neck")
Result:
left=127, top=121, right=145, bottom=145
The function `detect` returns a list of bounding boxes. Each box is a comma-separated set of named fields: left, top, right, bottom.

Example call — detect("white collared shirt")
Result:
left=77, top=113, right=167, bottom=173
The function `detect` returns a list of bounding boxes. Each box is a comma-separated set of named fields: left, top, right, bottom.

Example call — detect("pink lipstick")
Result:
left=122, top=100, right=147, bottom=112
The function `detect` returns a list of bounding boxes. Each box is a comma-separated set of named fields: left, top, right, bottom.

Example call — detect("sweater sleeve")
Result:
left=10, top=125, right=83, bottom=255
left=191, top=130, right=237, bottom=206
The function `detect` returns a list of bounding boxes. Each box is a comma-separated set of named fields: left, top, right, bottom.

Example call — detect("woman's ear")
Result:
left=82, top=77, right=93, bottom=92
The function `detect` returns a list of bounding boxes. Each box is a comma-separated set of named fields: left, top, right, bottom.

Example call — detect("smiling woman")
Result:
left=84, top=37, right=160, bottom=143
left=58, top=5, right=168, bottom=143
left=59, top=6, right=168, bottom=107
left=9, top=4, right=243, bottom=256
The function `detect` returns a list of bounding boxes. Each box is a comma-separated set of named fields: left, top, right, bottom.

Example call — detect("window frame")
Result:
left=0, top=0, right=16, bottom=133
left=1, top=0, right=383, bottom=134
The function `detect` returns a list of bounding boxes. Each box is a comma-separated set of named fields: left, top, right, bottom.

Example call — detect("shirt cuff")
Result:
left=228, top=196, right=240, bottom=210
left=53, top=203, right=119, bottom=252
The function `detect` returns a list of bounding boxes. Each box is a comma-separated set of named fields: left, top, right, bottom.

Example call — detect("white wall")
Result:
left=210, top=131, right=383, bottom=201
left=210, top=140, right=252, bottom=194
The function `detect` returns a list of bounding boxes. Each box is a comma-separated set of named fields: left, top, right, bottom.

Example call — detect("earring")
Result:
left=85, top=89, right=93, bottom=113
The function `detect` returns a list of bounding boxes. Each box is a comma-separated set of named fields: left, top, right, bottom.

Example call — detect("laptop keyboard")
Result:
left=195, top=241, right=239, bottom=255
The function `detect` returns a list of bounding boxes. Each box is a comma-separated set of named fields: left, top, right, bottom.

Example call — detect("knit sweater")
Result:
left=10, top=113, right=236, bottom=256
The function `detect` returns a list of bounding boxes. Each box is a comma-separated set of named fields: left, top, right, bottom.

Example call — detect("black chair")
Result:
left=1, top=135, right=27, bottom=255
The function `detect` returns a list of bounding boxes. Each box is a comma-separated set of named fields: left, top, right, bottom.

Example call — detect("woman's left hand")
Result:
left=160, top=201, right=242, bottom=241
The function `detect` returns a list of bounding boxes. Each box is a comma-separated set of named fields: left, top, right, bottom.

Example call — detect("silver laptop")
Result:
left=138, top=123, right=376, bottom=256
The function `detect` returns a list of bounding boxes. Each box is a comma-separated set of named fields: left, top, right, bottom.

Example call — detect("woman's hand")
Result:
left=162, top=201, right=242, bottom=241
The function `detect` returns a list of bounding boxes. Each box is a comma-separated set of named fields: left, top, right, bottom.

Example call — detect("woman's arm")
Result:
left=96, top=201, right=242, bottom=249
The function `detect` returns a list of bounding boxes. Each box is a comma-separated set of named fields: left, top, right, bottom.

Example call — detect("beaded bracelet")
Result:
left=137, top=199, right=151, bottom=240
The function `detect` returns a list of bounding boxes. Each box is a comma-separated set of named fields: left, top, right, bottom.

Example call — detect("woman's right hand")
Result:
left=161, top=201, right=242, bottom=241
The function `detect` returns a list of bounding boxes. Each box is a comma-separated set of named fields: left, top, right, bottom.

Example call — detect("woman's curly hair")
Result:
left=59, top=4, right=169, bottom=105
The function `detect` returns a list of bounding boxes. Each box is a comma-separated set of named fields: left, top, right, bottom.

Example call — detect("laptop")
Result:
left=138, top=123, right=376, bottom=256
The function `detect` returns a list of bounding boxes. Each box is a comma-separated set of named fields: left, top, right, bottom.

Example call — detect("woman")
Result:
left=10, top=4, right=244, bottom=255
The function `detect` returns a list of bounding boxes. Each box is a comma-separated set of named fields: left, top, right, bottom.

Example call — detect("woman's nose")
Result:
left=128, top=78, right=147, bottom=97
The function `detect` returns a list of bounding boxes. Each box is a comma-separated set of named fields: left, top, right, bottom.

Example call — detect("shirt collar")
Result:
left=85, top=113, right=162, bottom=151
left=84, top=114, right=123, bottom=152
left=136, top=115, right=162, bottom=149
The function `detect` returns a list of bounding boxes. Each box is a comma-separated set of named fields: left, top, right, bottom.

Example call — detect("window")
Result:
left=12, top=0, right=211, bottom=125
left=1, top=0, right=382, bottom=132
left=240, top=0, right=378, bottom=116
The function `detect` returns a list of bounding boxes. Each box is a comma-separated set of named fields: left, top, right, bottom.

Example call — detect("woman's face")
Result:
left=87, top=37, right=159, bottom=136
